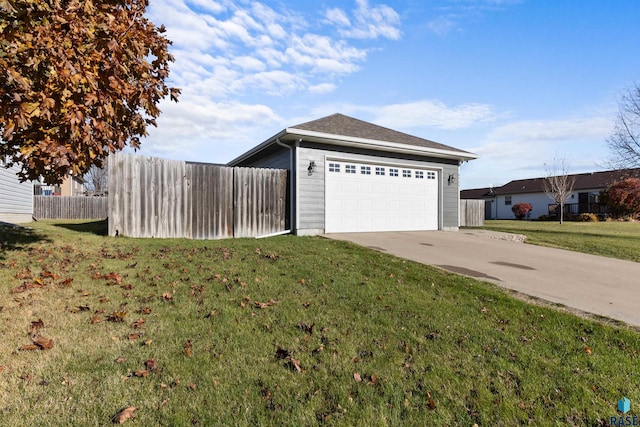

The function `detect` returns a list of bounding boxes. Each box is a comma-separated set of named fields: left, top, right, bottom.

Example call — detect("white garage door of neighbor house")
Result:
left=325, top=160, right=439, bottom=233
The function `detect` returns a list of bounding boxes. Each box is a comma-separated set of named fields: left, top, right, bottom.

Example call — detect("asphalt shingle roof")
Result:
left=492, top=169, right=640, bottom=195
left=290, top=113, right=473, bottom=155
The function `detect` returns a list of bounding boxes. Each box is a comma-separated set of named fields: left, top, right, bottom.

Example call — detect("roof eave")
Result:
left=226, top=129, right=288, bottom=166
left=227, top=127, right=478, bottom=166
left=285, top=128, right=478, bottom=162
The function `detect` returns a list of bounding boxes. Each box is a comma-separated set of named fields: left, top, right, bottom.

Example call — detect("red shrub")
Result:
left=603, top=178, right=640, bottom=218
left=511, top=202, right=533, bottom=220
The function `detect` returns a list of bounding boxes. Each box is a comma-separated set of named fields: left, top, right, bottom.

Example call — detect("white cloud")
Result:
left=326, top=0, right=401, bottom=40
left=308, top=83, right=337, bottom=94
left=458, top=114, right=614, bottom=188
left=370, top=100, right=501, bottom=130
left=325, top=8, right=351, bottom=27
left=141, top=0, right=404, bottom=162
left=427, top=16, right=458, bottom=38
left=481, top=116, right=612, bottom=149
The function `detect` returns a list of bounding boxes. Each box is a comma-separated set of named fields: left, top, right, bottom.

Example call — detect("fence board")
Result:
left=108, top=153, right=287, bottom=239
left=460, top=200, right=485, bottom=227
left=233, top=167, right=287, bottom=238
left=33, top=196, right=108, bottom=220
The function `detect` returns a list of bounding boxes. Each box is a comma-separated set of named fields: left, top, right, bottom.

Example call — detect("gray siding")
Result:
left=297, top=148, right=325, bottom=232
left=296, top=146, right=461, bottom=233
left=0, top=164, right=33, bottom=223
left=441, top=163, right=460, bottom=230
left=236, top=147, right=290, bottom=170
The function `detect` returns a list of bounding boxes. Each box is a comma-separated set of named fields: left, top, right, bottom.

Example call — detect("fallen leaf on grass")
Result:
left=427, top=391, right=436, bottom=410
left=20, top=335, right=54, bottom=351
left=57, top=277, right=73, bottom=287
left=298, top=323, right=314, bottom=334
left=11, top=280, right=45, bottom=293
left=112, top=406, right=137, bottom=424
left=41, top=270, right=58, bottom=280
left=584, top=347, right=592, bottom=355
left=33, top=335, right=54, bottom=350
left=19, top=344, right=40, bottom=351
left=115, top=357, right=126, bottom=363
left=354, top=373, right=362, bottom=382
left=107, top=311, right=128, bottom=322
left=288, top=358, right=303, bottom=373
left=29, top=319, right=45, bottom=335
left=103, top=272, right=122, bottom=285
left=16, top=268, right=32, bottom=280
left=131, top=318, right=145, bottom=329
left=255, top=299, right=278, bottom=309
left=184, top=340, right=192, bottom=357
left=133, top=370, right=150, bottom=378
left=89, top=315, right=103, bottom=324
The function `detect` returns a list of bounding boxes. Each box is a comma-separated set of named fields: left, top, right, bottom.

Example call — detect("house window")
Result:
left=505, top=196, right=512, bottom=206
left=415, top=171, right=424, bottom=179
left=375, top=167, right=385, bottom=176
left=328, top=163, right=340, bottom=173
left=345, top=164, right=356, bottom=174
left=427, top=171, right=436, bottom=180
left=361, top=166, right=371, bottom=175
left=389, top=168, right=399, bottom=177
left=402, top=169, right=411, bottom=178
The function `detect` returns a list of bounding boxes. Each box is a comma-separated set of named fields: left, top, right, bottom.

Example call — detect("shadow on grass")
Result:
left=0, top=223, right=51, bottom=260
left=53, top=219, right=108, bottom=236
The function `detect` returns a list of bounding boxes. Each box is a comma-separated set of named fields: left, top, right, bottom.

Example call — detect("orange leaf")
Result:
left=134, top=369, right=150, bottom=378
left=354, top=373, right=362, bottom=382
left=112, top=406, right=137, bottom=424
left=32, top=335, right=54, bottom=350
left=19, top=344, right=40, bottom=351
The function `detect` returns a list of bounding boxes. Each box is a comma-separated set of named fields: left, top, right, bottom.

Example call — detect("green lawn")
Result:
left=471, top=220, right=640, bottom=262
left=0, top=220, right=638, bottom=426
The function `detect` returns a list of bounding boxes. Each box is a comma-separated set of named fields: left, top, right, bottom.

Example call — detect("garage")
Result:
left=229, top=113, right=477, bottom=235
left=325, top=160, right=439, bottom=233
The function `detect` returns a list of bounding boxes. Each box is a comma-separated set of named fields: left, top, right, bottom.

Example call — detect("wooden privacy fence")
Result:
left=108, top=153, right=288, bottom=239
left=460, top=199, right=485, bottom=227
left=33, top=196, right=108, bottom=220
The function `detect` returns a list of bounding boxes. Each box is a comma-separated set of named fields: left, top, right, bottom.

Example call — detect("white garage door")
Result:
left=325, top=160, right=439, bottom=233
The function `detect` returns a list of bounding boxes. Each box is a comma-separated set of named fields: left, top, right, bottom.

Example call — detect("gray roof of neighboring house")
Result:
left=463, top=169, right=640, bottom=197
left=460, top=187, right=495, bottom=199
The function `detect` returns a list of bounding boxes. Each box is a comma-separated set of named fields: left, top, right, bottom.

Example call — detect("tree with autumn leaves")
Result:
left=0, top=0, right=180, bottom=184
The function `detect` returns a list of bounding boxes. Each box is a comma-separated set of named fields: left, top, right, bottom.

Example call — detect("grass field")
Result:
left=1, top=220, right=639, bottom=426
left=473, top=220, right=640, bottom=262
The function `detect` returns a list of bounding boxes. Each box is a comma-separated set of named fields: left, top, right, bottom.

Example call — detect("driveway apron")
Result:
left=325, top=230, right=640, bottom=327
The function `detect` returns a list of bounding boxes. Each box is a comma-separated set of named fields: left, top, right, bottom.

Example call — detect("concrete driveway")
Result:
left=325, top=230, right=640, bottom=327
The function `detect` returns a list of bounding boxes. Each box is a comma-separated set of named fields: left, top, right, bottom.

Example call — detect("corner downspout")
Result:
left=275, top=138, right=294, bottom=233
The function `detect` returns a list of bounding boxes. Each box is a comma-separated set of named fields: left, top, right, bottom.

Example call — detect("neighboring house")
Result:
left=34, top=175, right=85, bottom=196
left=461, top=168, right=640, bottom=220
left=0, top=161, right=33, bottom=223
left=228, top=113, right=477, bottom=235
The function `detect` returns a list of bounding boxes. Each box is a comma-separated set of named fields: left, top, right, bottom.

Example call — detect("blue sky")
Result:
left=142, top=0, right=640, bottom=189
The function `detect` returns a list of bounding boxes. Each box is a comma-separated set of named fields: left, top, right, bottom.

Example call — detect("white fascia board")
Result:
left=285, top=128, right=478, bottom=162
